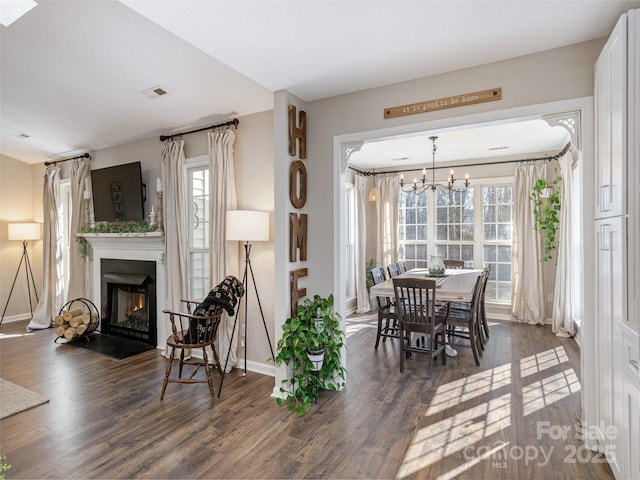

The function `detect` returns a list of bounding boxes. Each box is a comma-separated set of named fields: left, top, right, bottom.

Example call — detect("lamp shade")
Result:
left=226, top=210, right=269, bottom=242
left=8, top=222, right=40, bottom=241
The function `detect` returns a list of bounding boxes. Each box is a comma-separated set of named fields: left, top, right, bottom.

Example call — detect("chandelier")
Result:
left=400, top=136, right=470, bottom=194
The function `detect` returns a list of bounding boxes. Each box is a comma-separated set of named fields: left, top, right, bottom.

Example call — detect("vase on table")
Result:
left=428, top=254, right=445, bottom=275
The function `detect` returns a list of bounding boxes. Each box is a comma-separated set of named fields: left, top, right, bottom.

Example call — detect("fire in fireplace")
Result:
left=101, top=259, right=157, bottom=346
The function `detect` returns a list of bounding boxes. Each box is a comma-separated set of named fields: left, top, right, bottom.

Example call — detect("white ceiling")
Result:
left=1, top=0, right=639, bottom=165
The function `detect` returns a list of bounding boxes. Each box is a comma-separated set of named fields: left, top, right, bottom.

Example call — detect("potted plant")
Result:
left=274, top=294, right=346, bottom=416
left=530, top=170, right=562, bottom=262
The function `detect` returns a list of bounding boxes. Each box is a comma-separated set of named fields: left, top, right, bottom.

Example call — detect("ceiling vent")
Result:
left=489, top=146, right=509, bottom=151
left=392, top=157, right=410, bottom=162
left=141, top=86, right=168, bottom=99
left=12, top=131, right=30, bottom=139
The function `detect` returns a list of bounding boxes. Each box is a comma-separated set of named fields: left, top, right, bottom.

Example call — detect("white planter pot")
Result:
left=306, top=349, right=325, bottom=371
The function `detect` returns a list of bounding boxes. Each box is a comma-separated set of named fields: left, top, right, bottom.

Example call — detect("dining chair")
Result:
left=370, top=267, right=399, bottom=348
left=392, top=277, right=448, bottom=377
left=445, top=272, right=484, bottom=366
left=398, top=260, right=408, bottom=273
left=478, top=265, right=492, bottom=340
left=443, top=259, right=465, bottom=269
left=387, top=263, right=401, bottom=278
left=160, top=306, right=224, bottom=400
left=448, top=265, right=492, bottom=347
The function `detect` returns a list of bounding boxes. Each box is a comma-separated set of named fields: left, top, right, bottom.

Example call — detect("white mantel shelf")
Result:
left=79, top=231, right=167, bottom=350
left=78, top=232, right=165, bottom=251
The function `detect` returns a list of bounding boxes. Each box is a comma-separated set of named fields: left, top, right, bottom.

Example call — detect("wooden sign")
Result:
left=384, top=88, right=502, bottom=119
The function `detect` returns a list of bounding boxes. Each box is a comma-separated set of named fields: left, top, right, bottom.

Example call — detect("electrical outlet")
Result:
left=547, top=294, right=554, bottom=303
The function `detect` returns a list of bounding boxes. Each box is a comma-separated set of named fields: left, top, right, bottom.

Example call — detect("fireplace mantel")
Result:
left=79, top=232, right=167, bottom=351
left=78, top=232, right=165, bottom=251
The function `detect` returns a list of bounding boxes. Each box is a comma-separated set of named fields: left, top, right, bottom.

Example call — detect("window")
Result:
left=397, top=180, right=513, bottom=304
left=435, top=188, right=474, bottom=264
left=398, top=191, right=427, bottom=269
left=186, top=158, right=210, bottom=300
left=482, top=186, right=513, bottom=303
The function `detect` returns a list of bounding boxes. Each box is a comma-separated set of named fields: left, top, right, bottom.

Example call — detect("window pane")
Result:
left=484, top=224, right=496, bottom=241
left=498, top=245, right=511, bottom=262
left=498, top=223, right=511, bottom=241
left=461, top=245, right=474, bottom=261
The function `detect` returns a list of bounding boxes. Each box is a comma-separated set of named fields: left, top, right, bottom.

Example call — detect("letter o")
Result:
left=289, top=160, right=307, bottom=209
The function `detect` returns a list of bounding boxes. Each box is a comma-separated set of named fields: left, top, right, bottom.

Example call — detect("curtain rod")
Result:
left=44, top=153, right=91, bottom=167
left=349, top=142, right=572, bottom=177
left=159, top=118, right=239, bottom=142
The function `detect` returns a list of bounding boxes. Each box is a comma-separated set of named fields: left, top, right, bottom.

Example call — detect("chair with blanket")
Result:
left=160, top=276, right=244, bottom=400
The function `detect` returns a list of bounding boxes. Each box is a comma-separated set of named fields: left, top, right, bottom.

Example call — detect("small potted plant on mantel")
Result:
left=274, top=294, right=346, bottom=416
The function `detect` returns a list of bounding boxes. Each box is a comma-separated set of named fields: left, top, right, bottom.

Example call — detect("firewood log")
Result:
left=82, top=313, right=99, bottom=325
left=55, top=315, right=65, bottom=325
left=56, top=324, right=69, bottom=337
left=76, top=324, right=87, bottom=336
left=69, top=315, right=85, bottom=328
left=62, top=309, right=83, bottom=321
left=63, top=327, right=77, bottom=340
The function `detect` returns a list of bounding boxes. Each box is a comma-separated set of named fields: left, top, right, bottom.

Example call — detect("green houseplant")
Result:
left=530, top=170, right=562, bottom=262
left=274, top=294, right=346, bottom=416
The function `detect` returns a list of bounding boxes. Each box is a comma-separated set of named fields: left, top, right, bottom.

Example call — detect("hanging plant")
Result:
left=530, top=170, right=562, bottom=262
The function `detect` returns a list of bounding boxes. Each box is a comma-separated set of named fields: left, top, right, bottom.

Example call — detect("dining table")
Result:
left=369, top=268, right=483, bottom=303
left=369, top=267, right=483, bottom=358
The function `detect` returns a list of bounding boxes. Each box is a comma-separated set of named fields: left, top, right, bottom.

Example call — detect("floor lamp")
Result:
left=1, top=223, right=41, bottom=326
left=219, top=210, right=274, bottom=396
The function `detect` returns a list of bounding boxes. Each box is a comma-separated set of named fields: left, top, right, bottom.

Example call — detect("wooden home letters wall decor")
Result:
left=289, top=160, right=307, bottom=208
left=289, top=268, right=308, bottom=319
left=289, top=213, right=307, bottom=262
left=288, top=104, right=308, bottom=318
left=288, top=105, right=307, bottom=159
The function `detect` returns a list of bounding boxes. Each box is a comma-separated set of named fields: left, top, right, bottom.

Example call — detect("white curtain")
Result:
left=376, top=176, right=400, bottom=269
left=66, top=158, right=90, bottom=302
left=160, top=140, right=189, bottom=314
left=355, top=175, right=371, bottom=314
left=552, top=147, right=578, bottom=337
left=208, top=128, right=240, bottom=372
left=512, top=163, right=546, bottom=325
left=28, top=167, right=62, bottom=331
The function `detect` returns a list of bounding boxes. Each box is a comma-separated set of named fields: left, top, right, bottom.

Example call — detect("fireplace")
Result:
left=101, top=259, right=157, bottom=346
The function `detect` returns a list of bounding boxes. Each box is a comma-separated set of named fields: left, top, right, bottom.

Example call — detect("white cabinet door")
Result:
left=596, top=217, right=626, bottom=478
left=628, top=9, right=640, bottom=335
left=594, top=14, right=627, bottom=218
left=622, top=326, right=640, bottom=480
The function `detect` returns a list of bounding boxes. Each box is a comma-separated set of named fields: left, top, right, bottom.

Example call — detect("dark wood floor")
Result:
left=0, top=314, right=613, bottom=479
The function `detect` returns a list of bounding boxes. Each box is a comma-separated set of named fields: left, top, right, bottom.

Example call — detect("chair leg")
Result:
left=160, top=347, right=176, bottom=400
left=481, top=305, right=490, bottom=339
left=202, top=347, right=215, bottom=396
left=375, top=309, right=383, bottom=349
left=469, top=317, right=480, bottom=366
left=178, top=348, right=186, bottom=378
left=399, top=326, right=405, bottom=373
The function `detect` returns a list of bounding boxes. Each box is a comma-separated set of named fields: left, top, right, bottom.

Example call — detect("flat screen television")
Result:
left=91, top=161, right=144, bottom=222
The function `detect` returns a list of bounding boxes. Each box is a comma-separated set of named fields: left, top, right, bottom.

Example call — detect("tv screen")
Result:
left=91, top=162, right=144, bottom=222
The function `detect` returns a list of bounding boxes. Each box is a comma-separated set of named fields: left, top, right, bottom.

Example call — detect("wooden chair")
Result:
left=398, top=260, right=408, bottom=273
left=160, top=307, right=223, bottom=400
left=443, top=259, right=465, bottom=269
left=370, top=267, right=399, bottom=348
left=392, top=277, right=448, bottom=377
left=387, top=263, right=401, bottom=278
left=445, top=272, right=484, bottom=366
left=478, top=265, right=492, bottom=340
left=448, top=265, right=492, bottom=347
